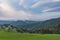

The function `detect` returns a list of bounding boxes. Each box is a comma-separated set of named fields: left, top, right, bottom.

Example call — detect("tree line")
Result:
left=0, top=24, right=60, bottom=34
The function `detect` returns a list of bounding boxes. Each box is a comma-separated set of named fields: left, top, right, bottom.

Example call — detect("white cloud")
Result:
left=19, top=0, right=25, bottom=5
left=0, top=2, right=16, bottom=17
left=19, top=0, right=30, bottom=9
left=31, top=0, right=60, bottom=8
left=31, top=0, right=51, bottom=8
left=14, top=11, right=33, bottom=20
left=0, top=0, right=60, bottom=21
left=0, top=1, right=33, bottom=20
left=32, top=12, right=60, bottom=20
left=42, top=8, right=54, bottom=12
left=52, top=0, right=60, bottom=2
left=31, top=1, right=41, bottom=8
left=42, top=7, right=60, bottom=12
left=0, top=17, right=17, bottom=20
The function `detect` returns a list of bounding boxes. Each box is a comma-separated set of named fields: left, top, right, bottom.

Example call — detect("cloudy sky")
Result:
left=0, top=0, right=60, bottom=21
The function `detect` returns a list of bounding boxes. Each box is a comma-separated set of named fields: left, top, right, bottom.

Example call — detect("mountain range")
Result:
left=0, top=17, right=60, bottom=29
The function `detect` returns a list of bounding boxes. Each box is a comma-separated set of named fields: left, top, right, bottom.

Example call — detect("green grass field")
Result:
left=0, top=31, right=60, bottom=40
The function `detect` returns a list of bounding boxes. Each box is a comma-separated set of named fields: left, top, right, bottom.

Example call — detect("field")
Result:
left=0, top=31, right=60, bottom=40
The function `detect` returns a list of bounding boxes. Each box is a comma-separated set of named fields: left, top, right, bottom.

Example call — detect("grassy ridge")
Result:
left=0, top=31, right=60, bottom=40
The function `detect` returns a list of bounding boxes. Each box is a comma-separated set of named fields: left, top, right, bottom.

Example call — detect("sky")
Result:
left=0, top=0, right=60, bottom=21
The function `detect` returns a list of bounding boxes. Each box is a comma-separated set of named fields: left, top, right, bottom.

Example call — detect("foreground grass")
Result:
left=0, top=31, right=60, bottom=40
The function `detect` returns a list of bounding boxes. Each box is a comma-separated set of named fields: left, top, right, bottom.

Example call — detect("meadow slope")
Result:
left=0, top=31, right=60, bottom=40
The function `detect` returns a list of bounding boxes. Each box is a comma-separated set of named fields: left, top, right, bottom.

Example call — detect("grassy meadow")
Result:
left=0, top=31, right=60, bottom=40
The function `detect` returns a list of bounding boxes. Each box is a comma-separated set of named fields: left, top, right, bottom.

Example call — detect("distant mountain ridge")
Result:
left=0, top=17, right=60, bottom=29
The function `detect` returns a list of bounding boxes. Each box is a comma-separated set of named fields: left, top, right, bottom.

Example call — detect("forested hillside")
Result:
left=0, top=17, right=60, bottom=34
